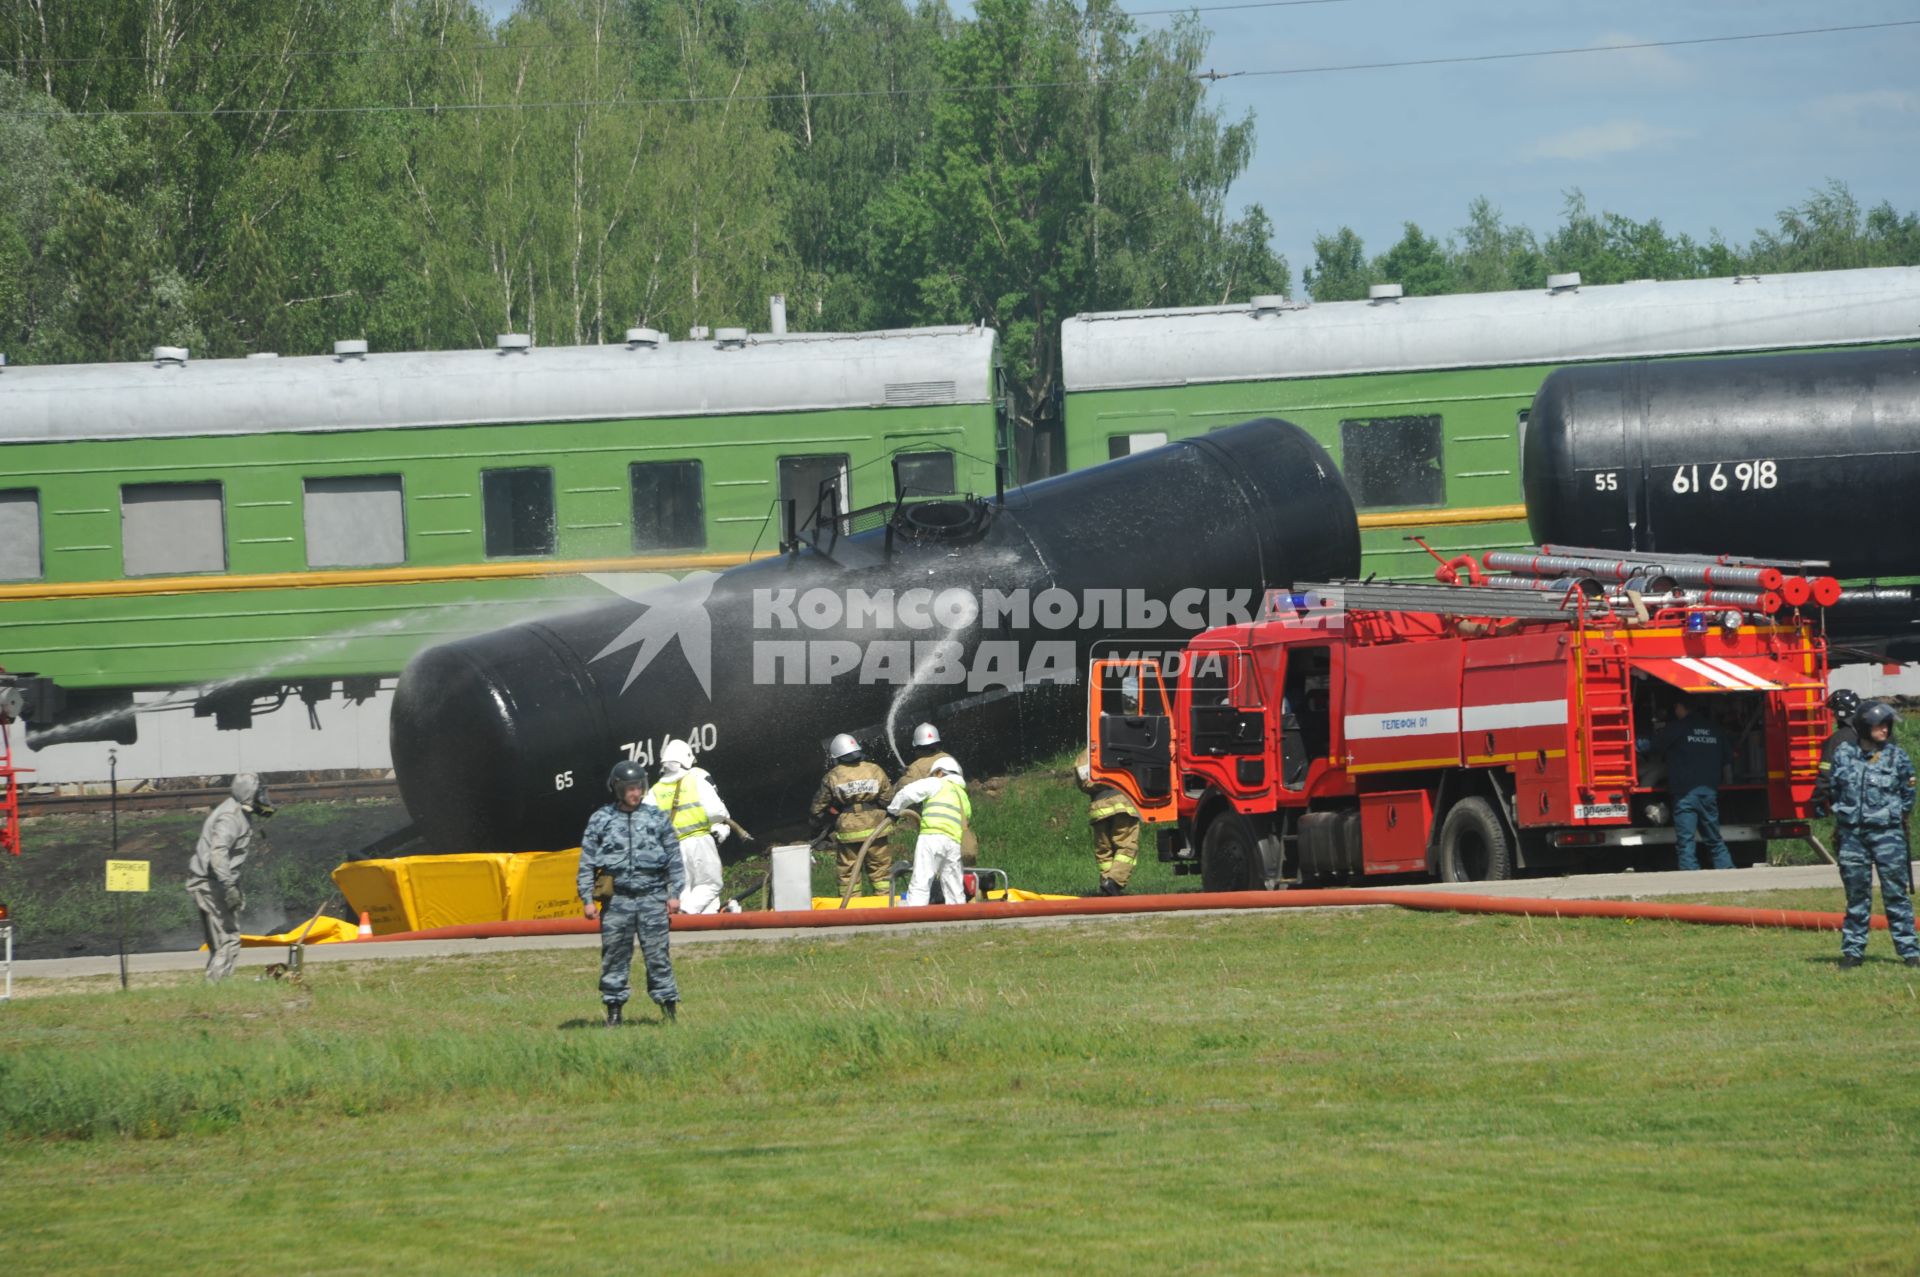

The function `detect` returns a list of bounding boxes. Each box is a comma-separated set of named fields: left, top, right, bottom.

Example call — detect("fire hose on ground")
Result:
left=342, top=888, right=1896, bottom=944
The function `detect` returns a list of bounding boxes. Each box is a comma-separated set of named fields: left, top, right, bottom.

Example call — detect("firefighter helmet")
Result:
left=828, top=733, right=862, bottom=763
left=930, top=755, right=963, bottom=780
left=912, top=722, right=941, bottom=749
left=1854, top=700, right=1898, bottom=738
left=659, top=739, right=695, bottom=772
left=607, top=759, right=648, bottom=793
left=1826, top=688, right=1861, bottom=717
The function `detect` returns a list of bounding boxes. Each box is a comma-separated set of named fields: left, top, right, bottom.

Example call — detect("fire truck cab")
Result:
left=1089, top=584, right=1827, bottom=889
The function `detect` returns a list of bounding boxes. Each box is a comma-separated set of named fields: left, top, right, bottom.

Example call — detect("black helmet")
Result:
left=607, top=759, right=648, bottom=793
left=1854, top=700, right=1898, bottom=738
left=1827, top=688, right=1861, bottom=716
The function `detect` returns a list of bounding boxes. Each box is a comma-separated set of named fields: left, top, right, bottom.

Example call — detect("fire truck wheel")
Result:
left=1438, top=797, right=1513, bottom=883
left=1200, top=811, right=1260, bottom=892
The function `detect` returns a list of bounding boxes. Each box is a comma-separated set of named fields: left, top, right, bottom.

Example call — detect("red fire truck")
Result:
left=1088, top=578, right=1828, bottom=888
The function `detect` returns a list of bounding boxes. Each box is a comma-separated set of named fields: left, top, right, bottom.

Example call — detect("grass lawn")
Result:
left=5, top=892, right=1919, bottom=1275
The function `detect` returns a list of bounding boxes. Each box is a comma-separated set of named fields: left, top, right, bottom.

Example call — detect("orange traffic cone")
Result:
left=357, top=911, right=373, bottom=938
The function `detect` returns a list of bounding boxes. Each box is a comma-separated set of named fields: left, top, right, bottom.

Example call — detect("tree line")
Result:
left=0, top=0, right=1284, bottom=432
left=1304, top=184, right=1920, bottom=303
left=3, top=0, right=1918, bottom=434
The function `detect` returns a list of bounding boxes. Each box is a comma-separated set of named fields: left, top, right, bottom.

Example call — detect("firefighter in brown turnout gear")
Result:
left=884, top=722, right=978, bottom=866
left=811, top=733, right=893, bottom=898
left=1076, top=748, right=1141, bottom=895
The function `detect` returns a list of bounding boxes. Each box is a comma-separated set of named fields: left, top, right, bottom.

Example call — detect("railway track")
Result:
left=21, top=776, right=399, bottom=815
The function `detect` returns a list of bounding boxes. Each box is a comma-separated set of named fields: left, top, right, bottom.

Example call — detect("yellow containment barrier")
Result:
left=330, top=860, right=414, bottom=935
left=332, top=849, right=584, bottom=934
left=233, top=914, right=366, bottom=948
left=399, top=854, right=509, bottom=932
left=504, top=850, right=586, bottom=921
left=810, top=888, right=1076, bottom=910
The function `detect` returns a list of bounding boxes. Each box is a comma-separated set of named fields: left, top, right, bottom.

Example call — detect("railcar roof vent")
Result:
left=624, top=327, right=663, bottom=348
left=688, top=325, right=711, bottom=341
left=496, top=333, right=532, bottom=353
left=1547, top=272, right=1582, bottom=293
left=246, top=352, right=279, bottom=359
left=334, top=339, right=369, bottom=360
left=153, top=346, right=189, bottom=366
left=884, top=380, right=958, bottom=406
left=1368, top=283, right=1404, bottom=303
left=1249, top=294, right=1287, bottom=316
left=715, top=327, right=749, bottom=349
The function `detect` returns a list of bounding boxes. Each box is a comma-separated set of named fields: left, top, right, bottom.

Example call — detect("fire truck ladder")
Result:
left=1289, top=581, right=1602, bottom=621
left=1782, top=697, right=1829, bottom=784
left=1773, top=631, right=1831, bottom=784
left=1576, top=642, right=1637, bottom=790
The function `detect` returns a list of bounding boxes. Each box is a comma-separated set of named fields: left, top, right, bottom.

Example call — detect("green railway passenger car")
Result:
left=0, top=324, right=1003, bottom=743
left=1062, top=267, right=1920, bottom=581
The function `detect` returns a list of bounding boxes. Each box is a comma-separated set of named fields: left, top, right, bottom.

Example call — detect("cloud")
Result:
left=1810, top=89, right=1920, bottom=120
left=1530, top=31, right=1694, bottom=93
left=1589, top=32, right=1692, bottom=86
left=1524, top=119, right=1687, bottom=162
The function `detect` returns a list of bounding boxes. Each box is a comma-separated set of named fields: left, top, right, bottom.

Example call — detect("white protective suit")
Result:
left=886, top=759, right=966, bottom=907
left=647, top=742, right=731, bottom=915
left=184, top=773, right=260, bottom=980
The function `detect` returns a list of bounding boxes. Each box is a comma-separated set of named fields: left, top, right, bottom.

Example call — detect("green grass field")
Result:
left=6, top=882, right=1919, bottom=1275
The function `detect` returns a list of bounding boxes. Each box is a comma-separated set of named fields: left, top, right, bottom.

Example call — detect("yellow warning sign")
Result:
left=105, top=860, right=150, bottom=892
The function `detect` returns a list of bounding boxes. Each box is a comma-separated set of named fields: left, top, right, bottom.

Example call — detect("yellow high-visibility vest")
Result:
left=920, top=779, right=971, bottom=840
left=649, top=776, right=709, bottom=842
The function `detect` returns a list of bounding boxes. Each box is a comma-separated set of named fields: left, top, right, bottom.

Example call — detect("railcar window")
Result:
left=892, top=450, right=956, bottom=499
left=0, top=490, right=42, bottom=580
left=1107, top=432, right=1168, bottom=460
left=121, top=482, right=226, bottom=576
left=304, top=475, right=405, bottom=568
left=1339, top=416, right=1445, bottom=508
left=482, top=467, right=556, bottom=558
left=779, top=454, right=850, bottom=529
left=630, top=461, right=706, bottom=550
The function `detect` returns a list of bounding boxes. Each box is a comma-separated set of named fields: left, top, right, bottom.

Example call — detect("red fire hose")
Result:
left=347, top=887, right=1878, bottom=943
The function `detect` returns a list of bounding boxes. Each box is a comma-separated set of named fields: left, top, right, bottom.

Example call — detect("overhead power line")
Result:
left=1, top=18, right=1914, bottom=118
left=5, top=0, right=1351, bottom=66
left=1231, top=19, right=1920, bottom=81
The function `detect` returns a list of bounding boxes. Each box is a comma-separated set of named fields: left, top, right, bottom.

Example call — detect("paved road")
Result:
left=4, top=861, right=1859, bottom=986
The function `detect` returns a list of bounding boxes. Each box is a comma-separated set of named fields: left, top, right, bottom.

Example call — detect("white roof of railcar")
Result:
left=1062, top=267, right=1920, bottom=392
left=0, top=325, right=997, bottom=443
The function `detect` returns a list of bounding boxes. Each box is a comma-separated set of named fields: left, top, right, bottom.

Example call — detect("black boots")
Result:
left=661, top=1000, right=678, bottom=1023
left=1097, top=877, right=1127, bottom=897
left=605, top=1002, right=624, bottom=1027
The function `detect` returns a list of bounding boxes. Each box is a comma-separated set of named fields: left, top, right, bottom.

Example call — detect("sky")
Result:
left=481, top=0, right=1920, bottom=287
left=1175, top=0, right=1920, bottom=280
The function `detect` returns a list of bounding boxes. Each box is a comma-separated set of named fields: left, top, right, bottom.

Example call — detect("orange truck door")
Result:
left=1089, top=658, right=1179, bottom=822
